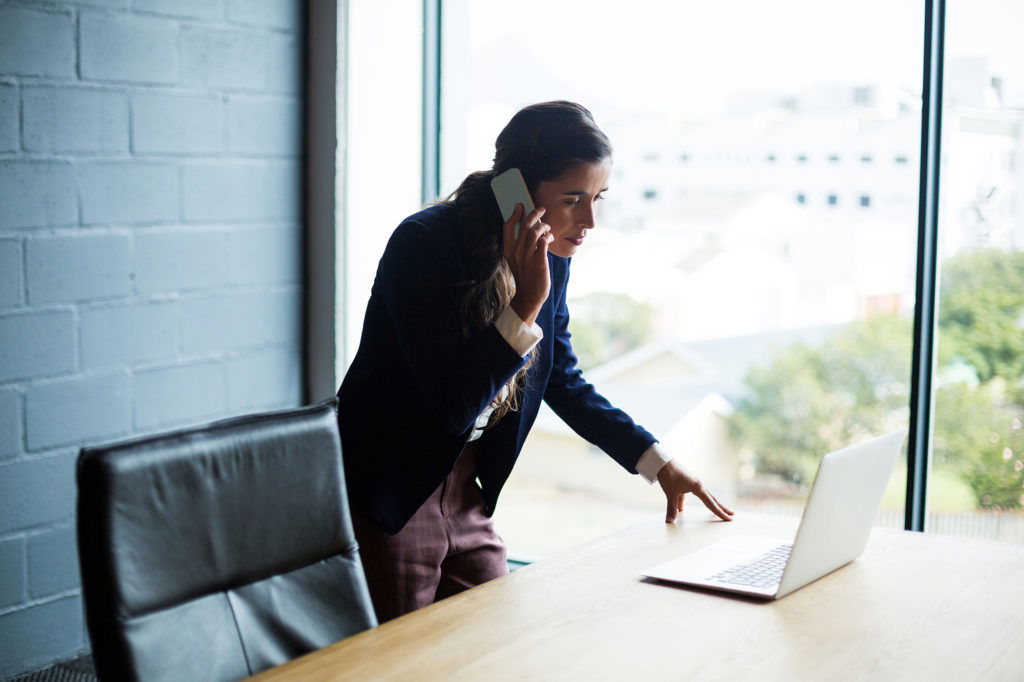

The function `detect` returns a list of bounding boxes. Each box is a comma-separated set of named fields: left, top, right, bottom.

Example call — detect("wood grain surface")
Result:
left=249, top=511, right=1024, bottom=681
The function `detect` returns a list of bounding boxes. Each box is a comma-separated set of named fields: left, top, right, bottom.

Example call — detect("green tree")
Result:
left=728, top=315, right=912, bottom=485
left=938, top=249, right=1024, bottom=386
left=934, top=380, right=1024, bottom=508
left=567, top=293, right=654, bottom=370
left=727, top=248, right=1024, bottom=509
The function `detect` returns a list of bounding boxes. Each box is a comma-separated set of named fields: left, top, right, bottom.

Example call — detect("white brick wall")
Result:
left=0, top=1, right=305, bottom=676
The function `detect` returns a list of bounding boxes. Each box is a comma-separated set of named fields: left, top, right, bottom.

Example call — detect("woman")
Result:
left=337, top=101, right=733, bottom=622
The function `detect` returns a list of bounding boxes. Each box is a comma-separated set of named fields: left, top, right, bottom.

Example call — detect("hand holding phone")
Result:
left=490, top=168, right=535, bottom=239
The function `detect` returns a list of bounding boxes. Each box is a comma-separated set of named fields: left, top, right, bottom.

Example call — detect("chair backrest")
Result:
left=76, top=399, right=377, bottom=681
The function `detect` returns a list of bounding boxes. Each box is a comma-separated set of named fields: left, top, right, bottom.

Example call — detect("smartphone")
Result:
left=490, top=167, right=535, bottom=239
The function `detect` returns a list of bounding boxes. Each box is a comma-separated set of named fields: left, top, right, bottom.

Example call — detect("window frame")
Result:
left=397, top=0, right=948, bottom=533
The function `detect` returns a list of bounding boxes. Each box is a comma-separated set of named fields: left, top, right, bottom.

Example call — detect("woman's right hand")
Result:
left=502, top=203, right=553, bottom=326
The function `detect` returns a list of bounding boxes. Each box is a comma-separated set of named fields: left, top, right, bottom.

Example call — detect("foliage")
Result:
left=728, top=248, right=1024, bottom=509
left=933, top=380, right=1024, bottom=509
left=728, top=315, right=912, bottom=485
left=567, top=293, right=654, bottom=370
left=938, top=249, right=1024, bottom=385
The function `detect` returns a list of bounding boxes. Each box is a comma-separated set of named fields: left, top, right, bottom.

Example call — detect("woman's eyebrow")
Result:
left=562, top=188, right=609, bottom=196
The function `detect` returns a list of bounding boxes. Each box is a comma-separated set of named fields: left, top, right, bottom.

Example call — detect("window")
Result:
left=930, top=0, right=1024, bottom=544
left=438, top=0, right=920, bottom=556
left=859, top=194, right=872, bottom=207
left=827, top=193, right=839, bottom=206
left=337, top=0, right=1024, bottom=560
left=828, top=153, right=841, bottom=163
left=341, top=0, right=424, bottom=369
left=766, top=153, right=778, bottom=163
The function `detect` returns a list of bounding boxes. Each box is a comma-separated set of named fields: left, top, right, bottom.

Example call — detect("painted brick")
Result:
left=81, top=301, right=178, bottom=370
left=0, top=162, right=77, bottom=229
left=22, top=87, right=129, bottom=154
left=0, top=310, right=75, bottom=383
left=28, top=526, right=79, bottom=599
left=133, top=92, right=223, bottom=154
left=182, top=162, right=298, bottom=222
left=71, top=0, right=127, bottom=7
left=0, top=596, right=84, bottom=679
left=0, top=83, right=16, bottom=152
left=26, top=374, right=131, bottom=451
left=181, top=27, right=299, bottom=93
left=78, top=163, right=179, bottom=224
left=227, top=347, right=300, bottom=412
left=79, top=12, right=178, bottom=84
left=0, top=388, right=21, bottom=461
left=181, top=289, right=300, bottom=354
left=134, top=229, right=229, bottom=294
left=134, top=360, right=225, bottom=430
left=227, top=227, right=299, bottom=285
left=228, top=0, right=301, bottom=31
left=0, top=239, right=21, bottom=308
left=0, top=538, right=25, bottom=610
left=0, top=454, right=77, bottom=534
left=0, top=6, right=74, bottom=79
left=134, top=0, right=222, bottom=20
left=26, top=233, right=132, bottom=304
left=226, top=95, right=299, bottom=155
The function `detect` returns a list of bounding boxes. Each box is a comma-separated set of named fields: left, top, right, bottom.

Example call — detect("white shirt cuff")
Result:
left=495, top=306, right=543, bottom=357
left=636, top=442, right=673, bottom=484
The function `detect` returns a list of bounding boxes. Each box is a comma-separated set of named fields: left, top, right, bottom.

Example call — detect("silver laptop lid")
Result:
left=775, top=430, right=906, bottom=599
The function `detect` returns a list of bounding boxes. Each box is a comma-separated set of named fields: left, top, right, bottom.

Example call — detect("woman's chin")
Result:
left=548, top=242, right=578, bottom=259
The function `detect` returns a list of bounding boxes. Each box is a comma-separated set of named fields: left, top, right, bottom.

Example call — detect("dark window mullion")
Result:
left=422, top=0, right=442, bottom=204
left=906, top=0, right=946, bottom=532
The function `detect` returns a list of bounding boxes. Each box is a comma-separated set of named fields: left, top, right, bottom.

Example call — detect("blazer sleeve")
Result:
left=374, top=219, right=529, bottom=436
left=542, top=259, right=657, bottom=473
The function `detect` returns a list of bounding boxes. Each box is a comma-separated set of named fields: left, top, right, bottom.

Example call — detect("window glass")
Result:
left=441, top=0, right=922, bottom=556
left=931, top=0, right=1024, bottom=544
left=340, top=0, right=424, bottom=374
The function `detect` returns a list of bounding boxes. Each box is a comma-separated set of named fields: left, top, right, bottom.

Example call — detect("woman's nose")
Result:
left=579, top=205, right=596, bottom=228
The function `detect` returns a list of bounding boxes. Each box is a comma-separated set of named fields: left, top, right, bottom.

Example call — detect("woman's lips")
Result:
left=567, top=237, right=584, bottom=246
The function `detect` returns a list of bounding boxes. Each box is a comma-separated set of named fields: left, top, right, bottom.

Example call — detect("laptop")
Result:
left=641, top=430, right=905, bottom=600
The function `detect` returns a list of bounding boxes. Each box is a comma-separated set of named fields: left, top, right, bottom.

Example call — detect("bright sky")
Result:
left=459, top=0, right=1024, bottom=114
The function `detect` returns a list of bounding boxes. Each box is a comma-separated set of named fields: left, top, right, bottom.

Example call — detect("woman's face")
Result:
left=531, top=159, right=611, bottom=258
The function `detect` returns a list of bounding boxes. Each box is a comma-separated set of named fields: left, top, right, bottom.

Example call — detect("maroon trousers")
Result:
left=351, top=443, right=509, bottom=623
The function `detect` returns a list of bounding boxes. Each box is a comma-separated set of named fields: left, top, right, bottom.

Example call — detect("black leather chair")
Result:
left=76, top=399, right=377, bottom=681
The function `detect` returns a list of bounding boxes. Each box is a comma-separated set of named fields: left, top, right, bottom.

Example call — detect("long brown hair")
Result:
left=446, top=101, right=612, bottom=427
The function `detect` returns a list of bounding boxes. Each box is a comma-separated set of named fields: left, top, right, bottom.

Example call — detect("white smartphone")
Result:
left=490, top=167, right=535, bottom=239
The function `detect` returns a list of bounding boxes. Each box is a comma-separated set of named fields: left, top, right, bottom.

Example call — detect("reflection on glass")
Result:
left=441, top=0, right=923, bottom=556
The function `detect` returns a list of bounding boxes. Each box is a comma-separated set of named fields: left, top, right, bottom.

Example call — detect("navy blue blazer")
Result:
left=337, top=203, right=656, bottom=534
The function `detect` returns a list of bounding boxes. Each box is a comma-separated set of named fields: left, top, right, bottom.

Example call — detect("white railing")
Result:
left=736, top=499, right=1024, bottom=545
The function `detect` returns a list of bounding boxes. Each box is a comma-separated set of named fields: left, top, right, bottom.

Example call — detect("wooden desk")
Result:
left=250, top=512, right=1024, bottom=681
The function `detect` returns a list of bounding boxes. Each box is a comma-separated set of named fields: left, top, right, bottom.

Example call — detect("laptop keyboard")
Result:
left=709, top=543, right=792, bottom=588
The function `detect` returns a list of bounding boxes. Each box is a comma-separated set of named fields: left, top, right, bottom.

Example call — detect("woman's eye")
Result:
left=565, top=200, right=580, bottom=206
